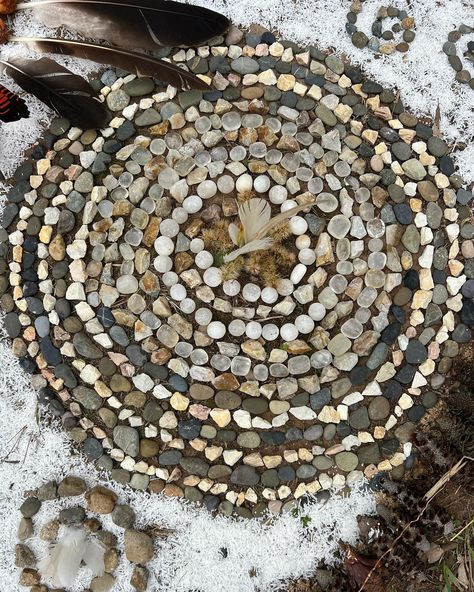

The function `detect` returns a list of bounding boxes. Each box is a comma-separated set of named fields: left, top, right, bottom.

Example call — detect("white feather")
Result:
left=38, top=527, right=104, bottom=587
left=238, top=198, right=271, bottom=243
left=83, top=539, right=105, bottom=577
left=228, top=222, right=240, bottom=246
left=255, top=201, right=315, bottom=239
left=223, top=237, right=273, bottom=263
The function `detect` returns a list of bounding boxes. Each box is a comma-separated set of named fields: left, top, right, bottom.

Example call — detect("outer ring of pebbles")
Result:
left=347, top=1, right=416, bottom=54
left=1, top=24, right=474, bottom=517
left=443, top=23, right=474, bottom=89
left=16, top=477, right=153, bottom=592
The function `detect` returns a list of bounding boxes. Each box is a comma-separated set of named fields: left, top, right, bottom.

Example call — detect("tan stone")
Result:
left=85, top=486, right=117, bottom=514
left=210, top=408, right=231, bottom=428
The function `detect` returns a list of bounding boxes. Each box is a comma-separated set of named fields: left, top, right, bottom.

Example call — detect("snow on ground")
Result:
left=0, top=0, right=472, bottom=590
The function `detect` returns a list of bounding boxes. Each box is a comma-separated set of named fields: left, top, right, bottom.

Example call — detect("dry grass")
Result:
left=201, top=219, right=234, bottom=254
left=201, top=216, right=296, bottom=286
left=220, top=257, right=243, bottom=281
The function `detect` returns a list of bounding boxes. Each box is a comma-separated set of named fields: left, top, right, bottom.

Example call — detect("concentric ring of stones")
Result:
left=347, top=2, right=416, bottom=53
left=1, top=24, right=474, bottom=516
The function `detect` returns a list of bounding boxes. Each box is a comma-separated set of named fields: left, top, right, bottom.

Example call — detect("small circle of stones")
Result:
left=16, top=477, right=153, bottom=592
left=443, top=24, right=474, bottom=89
left=347, top=2, right=416, bottom=53
left=1, top=25, right=474, bottom=516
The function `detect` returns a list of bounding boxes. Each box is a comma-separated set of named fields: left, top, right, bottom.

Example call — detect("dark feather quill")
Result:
left=10, top=36, right=209, bottom=90
left=18, top=0, right=230, bottom=50
left=0, top=57, right=107, bottom=128
left=0, top=82, right=29, bottom=122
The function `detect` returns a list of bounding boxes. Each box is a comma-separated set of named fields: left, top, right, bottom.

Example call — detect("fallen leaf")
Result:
left=426, top=543, right=444, bottom=564
left=457, top=558, right=469, bottom=589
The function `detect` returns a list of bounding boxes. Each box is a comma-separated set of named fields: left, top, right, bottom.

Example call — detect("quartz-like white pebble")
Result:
left=280, top=323, right=298, bottom=341
left=269, top=185, right=288, bottom=204
left=298, top=248, right=316, bottom=265
left=207, top=320, right=226, bottom=339
left=171, top=207, right=188, bottom=224
left=290, top=263, right=307, bottom=284
left=289, top=216, right=307, bottom=235
left=203, top=267, right=222, bottom=287
left=217, top=175, right=235, bottom=194
left=261, top=287, right=278, bottom=304
left=229, top=319, right=246, bottom=336
left=246, top=321, right=262, bottom=339
left=197, top=180, right=217, bottom=199
left=154, top=236, right=174, bottom=255
left=195, top=250, right=214, bottom=269
left=243, top=283, right=261, bottom=302
left=236, top=173, right=253, bottom=193
left=180, top=298, right=196, bottom=314
left=154, top=255, right=173, bottom=273
left=223, top=280, right=241, bottom=296
left=183, top=195, right=203, bottom=214
left=276, top=278, right=294, bottom=296
left=195, top=308, right=212, bottom=325
left=160, top=218, right=179, bottom=237
left=253, top=175, right=271, bottom=193
left=295, top=314, right=315, bottom=334
left=162, top=271, right=178, bottom=286
left=308, top=302, right=326, bottom=321
left=295, top=234, right=311, bottom=250
left=262, top=323, right=279, bottom=340
left=170, top=284, right=186, bottom=301
left=190, top=238, right=204, bottom=253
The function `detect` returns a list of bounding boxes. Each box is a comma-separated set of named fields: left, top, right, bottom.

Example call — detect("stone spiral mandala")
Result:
left=1, top=26, right=473, bottom=516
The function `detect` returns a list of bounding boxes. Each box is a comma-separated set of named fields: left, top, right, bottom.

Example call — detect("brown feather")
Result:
left=0, top=56, right=106, bottom=128
left=18, top=0, right=229, bottom=50
left=10, top=36, right=209, bottom=90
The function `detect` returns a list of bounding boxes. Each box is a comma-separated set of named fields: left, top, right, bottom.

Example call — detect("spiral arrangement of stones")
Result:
left=443, top=23, right=474, bottom=89
left=347, top=2, right=416, bottom=53
left=1, top=24, right=473, bottom=516
left=16, top=477, right=153, bottom=592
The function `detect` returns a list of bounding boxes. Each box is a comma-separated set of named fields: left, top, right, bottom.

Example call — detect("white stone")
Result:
left=269, top=185, right=288, bottom=204
left=308, top=302, right=326, bottom=321
left=190, top=238, right=204, bottom=253
left=133, top=373, right=154, bottom=392
left=65, top=283, right=86, bottom=301
left=154, top=236, right=174, bottom=255
left=253, top=175, right=271, bottom=193
left=246, top=321, right=262, bottom=339
left=280, top=323, right=298, bottom=341
left=195, top=250, right=214, bottom=269
left=154, top=256, right=173, bottom=273
left=203, top=267, right=222, bottom=287
left=262, top=323, right=279, bottom=341
left=290, top=263, right=307, bottom=284
left=289, top=407, right=316, bottom=420
left=183, top=195, right=202, bottom=214
left=295, top=315, right=314, bottom=334
left=289, top=216, right=308, bottom=235
left=261, top=287, right=278, bottom=304
left=207, top=321, right=226, bottom=339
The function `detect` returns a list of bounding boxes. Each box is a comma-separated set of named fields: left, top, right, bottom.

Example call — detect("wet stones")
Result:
left=1, top=22, right=472, bottom=514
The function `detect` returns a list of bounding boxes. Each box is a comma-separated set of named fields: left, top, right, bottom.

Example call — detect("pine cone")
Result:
left=446, top=389, right=474, bottom=417
left=343, top=547, right=386, bottom=592
left=0, top=0, right=17, bottom=14
left=0, top=17, right=9, bottom=42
